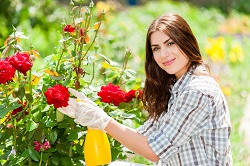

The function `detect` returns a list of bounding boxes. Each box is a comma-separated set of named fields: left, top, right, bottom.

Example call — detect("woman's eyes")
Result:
left=167, top=42, right=174, bottom=46
left=152, top=47, right=159, bottom=52
left=152, top=42, right=174, bottom=52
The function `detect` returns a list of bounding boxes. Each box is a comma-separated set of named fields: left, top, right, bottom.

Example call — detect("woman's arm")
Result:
left=58, top=88, right=160, bottom=162
left=105, top=118, right=160, bottom=162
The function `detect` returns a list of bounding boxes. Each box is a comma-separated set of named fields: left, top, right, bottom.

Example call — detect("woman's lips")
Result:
left=163, top=58, right=176, bottom=66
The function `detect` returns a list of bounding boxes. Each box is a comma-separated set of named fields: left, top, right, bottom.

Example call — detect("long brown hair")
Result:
left=142, top=13, right=205, bottom=121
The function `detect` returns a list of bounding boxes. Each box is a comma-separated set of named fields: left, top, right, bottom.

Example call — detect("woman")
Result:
left=59, top=13, right=232, bottom=165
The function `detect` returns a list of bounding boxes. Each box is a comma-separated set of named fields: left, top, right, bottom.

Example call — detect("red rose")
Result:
left=125, top=89, right=142, bottom=102
left=64, top=24, right=75, bottom=32
left=8, top=52, right=33, bottom=75
left=44, top=84, right=69, bottom=109
left=97, top=83, right=127, bottom=106
left=0, top=59, right=16, bottom=84
left=34, top=140, right=51, bottom=152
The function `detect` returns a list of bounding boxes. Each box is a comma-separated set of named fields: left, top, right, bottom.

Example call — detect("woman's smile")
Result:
left=163, top=58, right=176, bottom=66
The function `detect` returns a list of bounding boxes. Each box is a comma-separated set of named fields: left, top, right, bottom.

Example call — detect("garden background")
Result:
left=0, top=0, right=250, bottom=165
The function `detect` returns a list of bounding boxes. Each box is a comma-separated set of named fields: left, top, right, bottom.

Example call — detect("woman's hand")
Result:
left=57, top=88, right=112, bottom=131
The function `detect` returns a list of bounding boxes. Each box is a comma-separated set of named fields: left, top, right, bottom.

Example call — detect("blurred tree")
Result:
left=0, top=0, right=66, bottom=57
left=175, top=0, right=250, bottom=15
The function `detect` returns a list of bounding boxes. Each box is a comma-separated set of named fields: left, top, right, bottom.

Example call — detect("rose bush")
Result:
left=0, top=1, right=146, bottom=165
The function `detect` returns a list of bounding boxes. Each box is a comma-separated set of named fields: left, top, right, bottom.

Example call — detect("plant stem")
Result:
left=56, top=48, right=65, bottom=72
left=12, top=118, right=17, bottom=151
left=4, top=86, right=10, bottom=107
left=28, top=158, right=32, bottom=166
left=117, top=50, right=131, bottom=85
left=80, top=23, right=101, bottom=62
left=17, top=71, right=20, bottom=88
left=69, top=141, right=73, bottom=157
left=56, top=29, right=66, bottom=72
left=39, top=152, right=43, bottom=166
left=1, top=45, right=10, bottom=58
left=69, top=125, right=74, bottom=157
left=89, top=61, right=95, bottom=85
left=28, top=69, right=32, bottom=117
left=78, top=8, right=97, bottom=66
left=76, top=23, right=101, bottom=85
left=13, top=31, right=17, bottom=53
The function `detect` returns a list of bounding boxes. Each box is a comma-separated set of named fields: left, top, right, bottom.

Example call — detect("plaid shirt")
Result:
left=137, top=66, right=232, bottom=166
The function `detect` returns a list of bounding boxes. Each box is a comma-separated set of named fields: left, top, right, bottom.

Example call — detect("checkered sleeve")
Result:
left=148, top=90, right=210, bottom=160
left=136, top=118, right=157, bottom=137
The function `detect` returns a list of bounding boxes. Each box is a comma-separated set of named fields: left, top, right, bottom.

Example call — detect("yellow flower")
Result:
left=31, top=74, right=41, bottom=86
left=221, top=86, right=232, bottom=96
left=205, top=37, right=226, bottom=63
left=229, top=42, right=244, bottom=63
left=96, top=1, right=110, bottom=13
left=44, top=69, right=60, bottom=76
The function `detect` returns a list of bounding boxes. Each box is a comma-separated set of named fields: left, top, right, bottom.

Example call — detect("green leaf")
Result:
left=71, top=50, right=76, bottom=57
left=42, top=152, right=49, bottom=162
left=45, top=118, right=57, bottom=127
left=56, top=110, right=64, bottom=122
left=67, top=130, right=78, bottom=141
left=120, top=112, right=136, bottom=119
left=28, top=148, right=40, bottom=162
left=56, top=144, right=68, bottom=156
left=49, top=130, right=58, bottom=144
left=9, top=102, right=21, bottom=111
left=0, top=149, right=11, bottom=160
left=26, top=119, right=38, bottom=132
left=33, top=111, right=42, bottom=122
left=13, top=44, right=22, bottom=51
left=25, top=93, right=33, bottom=103
left=9, top=149, right=29, bottom=165
left=51, top=157, right=60, bottom=165
left=50, top=75, right=64, bottom=81
left=0, top=105, right=9, bottom=118
left=16, top=86, right=25, bottom=100
left=0, top=102, right=21, bottom=118
left=41, top=105, right=50, bottom=112
left=61, top=157, right=74, bottom=166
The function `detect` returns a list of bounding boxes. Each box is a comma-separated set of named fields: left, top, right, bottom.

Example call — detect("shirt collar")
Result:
left=171, top=67, right=194, bottom=94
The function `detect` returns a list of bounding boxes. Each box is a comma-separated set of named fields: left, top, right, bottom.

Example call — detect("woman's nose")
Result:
left=160, top=47, right=169, bottom=58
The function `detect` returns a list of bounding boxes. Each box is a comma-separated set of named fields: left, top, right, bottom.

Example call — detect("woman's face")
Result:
left=150, top=31, right=189, bottom=79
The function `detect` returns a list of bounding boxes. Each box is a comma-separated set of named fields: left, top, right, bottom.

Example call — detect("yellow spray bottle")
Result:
left=84, top=128, right=111, bottom=166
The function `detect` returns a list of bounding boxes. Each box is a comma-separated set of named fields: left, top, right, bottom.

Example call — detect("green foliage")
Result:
left=0, top=0, right=65, bottom=57
left=0, top=0, right=249, bottom=165
left=0, top=1, right=147, bottom=165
